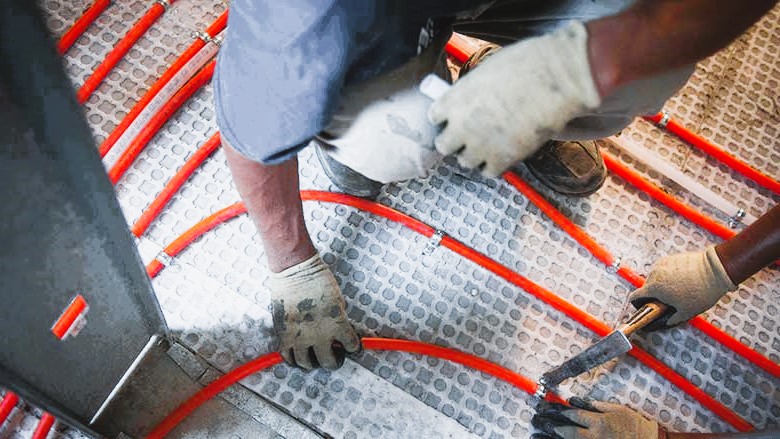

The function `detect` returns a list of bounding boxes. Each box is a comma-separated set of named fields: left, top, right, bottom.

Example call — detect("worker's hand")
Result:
left=268, top=254, right=361, bottom=370
left=629, top=245, right=736, bottom=329
left=532, top=397, right=661, bottom=439
left=327, top=88, right=442, bottom=184
left=428, top=21, right=601, bottom=177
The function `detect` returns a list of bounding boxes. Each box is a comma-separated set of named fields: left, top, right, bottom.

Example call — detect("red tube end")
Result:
left=0, top=392, right=19, bottom=424
left=51, top=294, right=89, bottom=340
left=32, top=412, right=56, bottom=439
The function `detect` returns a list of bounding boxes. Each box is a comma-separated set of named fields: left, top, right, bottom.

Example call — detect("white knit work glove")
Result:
left=630, top=246, right=737, bottom=328
left=533, top=398, right=661, bottom=439
left=328, top=88, right=442, bottom=184
left=428, top=21, right=601, bottom=177
left=268, top=254, right=361, bottom=370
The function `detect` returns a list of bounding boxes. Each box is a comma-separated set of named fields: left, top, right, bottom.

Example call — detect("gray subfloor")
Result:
left=3, top=1, right=779, bottom=437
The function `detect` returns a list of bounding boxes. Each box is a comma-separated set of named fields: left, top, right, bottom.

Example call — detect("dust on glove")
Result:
left=630, top=245, right=737, bottom=328
left=428, top=21, right=601, bottom=177
left=268, top=254, right=361, bottom=370
left=532, top=397, right=661, bottom=439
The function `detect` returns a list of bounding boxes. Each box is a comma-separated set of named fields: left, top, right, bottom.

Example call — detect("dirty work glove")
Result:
left=630, top=245, right=737, bottom=329
left=268, top=254, right=361, bottom=370
left=428, top=21, right=601, bottom=177
left=532, top=397, right=661, bottom=439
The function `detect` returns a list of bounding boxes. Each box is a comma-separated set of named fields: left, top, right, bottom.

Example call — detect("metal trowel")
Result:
left=537, top=302, right=667, bottom=395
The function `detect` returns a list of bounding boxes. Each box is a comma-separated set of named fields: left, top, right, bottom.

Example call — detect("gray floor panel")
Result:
left=7, top=1, right=779, bottom=438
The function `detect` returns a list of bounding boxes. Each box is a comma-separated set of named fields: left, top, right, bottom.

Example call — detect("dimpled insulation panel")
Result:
left=11, top=0, right=779, bottom=438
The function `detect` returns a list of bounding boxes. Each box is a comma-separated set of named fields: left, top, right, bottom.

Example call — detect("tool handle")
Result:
left=619, top=302, right=667, bottom=336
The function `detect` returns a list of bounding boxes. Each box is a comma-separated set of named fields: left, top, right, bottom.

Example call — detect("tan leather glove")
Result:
left=630, top=245, right=737, bottom=328
left=268, top=254, right=361, bottom=370
left=428, top=21, right=601, bottom=177
left=533, top=397, right=661, bottom=439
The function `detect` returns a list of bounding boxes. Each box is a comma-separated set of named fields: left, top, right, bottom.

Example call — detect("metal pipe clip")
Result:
left=193, top=30, right=213, bottom=43
left=607, top=256, right=622, bottom=274
left=728, top=208, right=746, bottom=229
left=422, top=230, right=445, bottom=256
left=156, top=251, right=174, bottom=267
left=533, top=378, right=549, bottom=402
left=658, top=111, right=670, bottom=128
left=155, top=0, right=171, bottom=10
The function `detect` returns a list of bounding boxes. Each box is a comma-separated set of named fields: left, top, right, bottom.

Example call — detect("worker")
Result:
left=532, top=204, right=780, bottom=438
left=213, top=0, right=779, bottom=370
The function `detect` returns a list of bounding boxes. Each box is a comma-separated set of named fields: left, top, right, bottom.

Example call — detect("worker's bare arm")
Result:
left=716, top=204, right=780, bottom=285
left=223, top=145, right=316, bottom=273
left=587, top=0, right=778, bottom=97
left=630, top=204, right=779, bottom=329
left=224, top=147, right=360, bottom=370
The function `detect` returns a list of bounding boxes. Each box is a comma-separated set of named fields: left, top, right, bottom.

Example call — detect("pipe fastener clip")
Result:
left=658, top=111, right=670, bottom=128
left=533, top=379, right=548, bottom=401
left=607, top=256, right=622, bottom=274
left=156, top=251, right=174, bottom=267
left=728, top=208, right=746, bottom=229
left=155, top=0, right=171, bottom=10
left=422, top=230, right=445, bottom=256
left=194, top=30, right=213, bottom=44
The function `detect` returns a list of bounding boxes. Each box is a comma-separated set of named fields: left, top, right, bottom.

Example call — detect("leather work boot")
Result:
left=314, top=139, right=383, bottom=199
left=459, top=43, right=607, bottom=196
left=524, top=140, right=607, bottom=196
left=458, top=43, right=501, bottom=77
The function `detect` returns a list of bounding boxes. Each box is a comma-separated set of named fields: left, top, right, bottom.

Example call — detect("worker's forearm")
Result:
left=715, top=204, right=780, bottom=284
left=224, top=144, right=316, bottom=273
left=587, top=0, right=777, bottom=97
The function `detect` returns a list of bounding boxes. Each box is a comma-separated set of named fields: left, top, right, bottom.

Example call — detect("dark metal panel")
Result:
left=0, top=0, right=167, bottom=426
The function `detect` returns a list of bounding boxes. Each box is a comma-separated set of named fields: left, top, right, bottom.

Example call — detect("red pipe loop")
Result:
left=98, top=40, right=204, bottom=157
left=77, top=1, right=173, bottom=103
left=503, top=172, right=618, bottom=269
left=204, top=10, right=229, bottom=37
left=143, top=191, right=753, bottom=431
left=164, top=202, right=246, bottom=258
left=602, top=151, right=736, bottom=241
left=644, top=114, right=780, bottom=195
left=310, top=193, right=753, bottom=431
left=108, top=60, right=215, bottom=184
left=57, top=0, right=111, bottom=55
left=299, top=191, right=436, bottom=238
left=132, top=133, right=221, bottom=237
left=147, top=340, right=565, bottom=439
left=98, top=11, right=227, bottom=158
left=627, top=348, right=751, bottom=431
left=362, top=338, right=544, bottom=397
left=145, top=202, right=247, bottom=279
left=146, top=352, right=283, bottom=439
